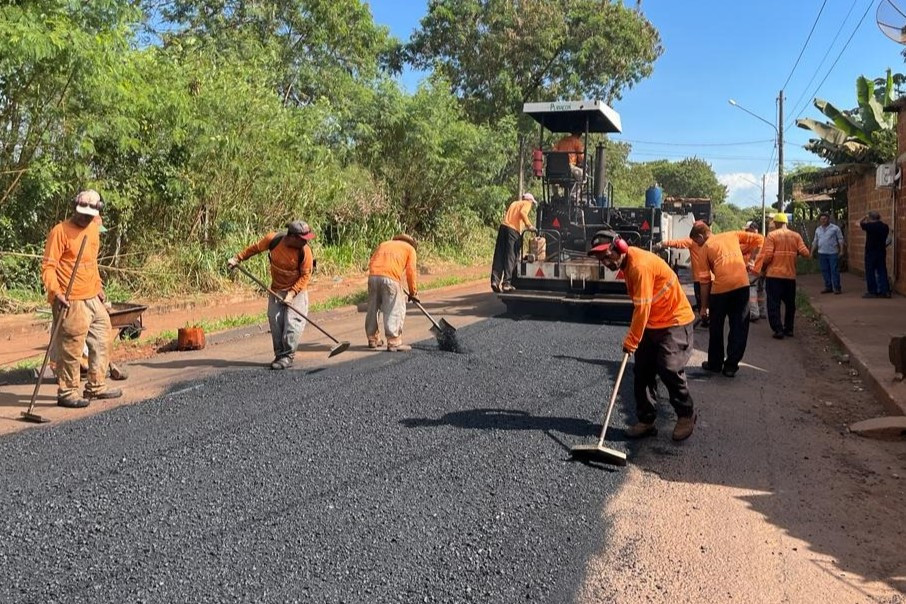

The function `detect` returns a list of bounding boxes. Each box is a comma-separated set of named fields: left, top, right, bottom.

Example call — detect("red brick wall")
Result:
left=846, top=102, right=906, bottom=293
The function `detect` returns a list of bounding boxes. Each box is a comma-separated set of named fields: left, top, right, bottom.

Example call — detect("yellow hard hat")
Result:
left=772, top=212, right=788, bottom=224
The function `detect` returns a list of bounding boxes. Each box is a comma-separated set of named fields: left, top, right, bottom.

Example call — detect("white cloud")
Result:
left=718, top=172, right=779, bottom=208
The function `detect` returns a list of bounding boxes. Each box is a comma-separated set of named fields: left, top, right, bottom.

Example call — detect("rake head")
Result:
left=329, top=341, right=351, bottom=358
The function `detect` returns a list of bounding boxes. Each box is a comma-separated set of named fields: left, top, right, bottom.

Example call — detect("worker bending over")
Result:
left=41, top=190, right=122, bottom=408
left=758, top=213, right=810, bottom=339
left=490, top=193, right=537, bottom=292
left=693, top=222, right=762, bottom=378
left=367, top=234, right=419, bottom=352
left=654, top=221, right=710, bottom=315
left=589, top=233, right=697, bottom=441
left=229, top=220, right=315, bottom=369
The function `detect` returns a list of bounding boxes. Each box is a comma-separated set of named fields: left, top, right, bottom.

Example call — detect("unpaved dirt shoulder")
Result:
left=579, top=314, right=906, bottom=603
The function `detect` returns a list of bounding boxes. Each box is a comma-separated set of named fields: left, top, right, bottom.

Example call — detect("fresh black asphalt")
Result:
left=0, top=317, right=658, bottom=603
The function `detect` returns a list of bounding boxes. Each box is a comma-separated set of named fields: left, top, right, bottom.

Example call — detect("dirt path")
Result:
left=0, top=261, right=489, bottom=368
left=579, top=310, right=906, bottom=603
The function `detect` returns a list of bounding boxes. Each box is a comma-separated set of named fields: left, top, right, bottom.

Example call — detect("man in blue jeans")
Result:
left=860, top=211, right=892, bottom=298
left=811, top=212, right=844, bottom=294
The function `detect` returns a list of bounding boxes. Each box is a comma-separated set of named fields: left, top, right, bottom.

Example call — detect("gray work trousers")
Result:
left=268, top=289, right=308, bottom=359
left=365, top=276, right=407, bottom=346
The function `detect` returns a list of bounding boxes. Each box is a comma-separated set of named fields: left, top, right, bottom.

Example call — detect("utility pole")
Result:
left=778, top=90, right=784, bottom=212
left=761, top=173, right=767, bottom=234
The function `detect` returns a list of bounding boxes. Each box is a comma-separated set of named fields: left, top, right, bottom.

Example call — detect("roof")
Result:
left=522, top=100, right=622, bottom=134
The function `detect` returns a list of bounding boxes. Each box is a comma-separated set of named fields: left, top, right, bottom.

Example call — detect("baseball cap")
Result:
left=286, top=220, right=316, bottom=240
left=522, top=192, right=537, bottom=204
left=588, top=243, right=612, bottom=255
left=75, top=190, right=101, bottom=217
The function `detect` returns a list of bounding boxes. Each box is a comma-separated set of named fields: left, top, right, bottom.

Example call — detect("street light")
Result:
left=728, top=93, right=785, bottom=232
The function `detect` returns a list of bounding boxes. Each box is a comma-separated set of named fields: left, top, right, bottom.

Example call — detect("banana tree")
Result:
left=795, top=70, right=897, bottom=165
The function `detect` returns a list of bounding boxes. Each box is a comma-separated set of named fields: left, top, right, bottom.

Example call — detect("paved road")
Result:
left=0, top=316, right=638, bottom=603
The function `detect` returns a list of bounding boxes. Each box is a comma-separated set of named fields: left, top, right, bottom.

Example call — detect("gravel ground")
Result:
left=0, top=317, right=646, bottom=603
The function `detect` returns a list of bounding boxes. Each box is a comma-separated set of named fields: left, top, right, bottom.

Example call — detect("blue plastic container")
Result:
left=645, top=185, right=663, bottom=208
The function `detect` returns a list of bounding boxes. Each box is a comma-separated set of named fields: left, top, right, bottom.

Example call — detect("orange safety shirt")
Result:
left=702, top=231, right=763, bottom=294
left=501, top=200, right=534, bottom=232
left=662, top=238, right=710, bottom=284
left=759, top=228, right=810, bottom=279
left=368, top=240, right=418, bottom=295
left=553, top=135, right=584, bottom=166
left=41, top=219, right=103, bottom=304
left=236, top=232, right=314, bottom=293
left=622, top=247, right=696, bottom=352
left=740, top=232, right=765, bottom=275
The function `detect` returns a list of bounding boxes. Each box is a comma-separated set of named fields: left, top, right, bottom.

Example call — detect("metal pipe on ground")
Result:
left=232, top=264, right=350, bottom=358
left=21, top=236, right=89, bottom=424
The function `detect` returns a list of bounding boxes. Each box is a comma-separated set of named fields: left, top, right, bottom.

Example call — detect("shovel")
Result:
left=233, top=264, right=350, bottom=358
left=407, top=294, right=460, bottom=352
left=21, top=236, right=88, bottom=424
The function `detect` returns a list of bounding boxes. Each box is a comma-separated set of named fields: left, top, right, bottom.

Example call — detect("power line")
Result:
left=786, top=0, right=859, bottom=128
left=791, top=0, right=874, bottom=125
left=628, top=150, right=824, bottom=163
left=622, top=138, right=774, bottom=147
left=781, top=0, right=829, bottom=92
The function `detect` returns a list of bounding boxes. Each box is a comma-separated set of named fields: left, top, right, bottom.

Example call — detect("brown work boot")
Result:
left=673, top=414, right=697, bottom=441
left=84, top=388, right=123, bottom=400
left=387, top=343, right=412, bottom=352
left=109, top=364, right=128, bottom=380
left=57, top=396, right=89, bottom=409
left=625, top=421, right=657, bottom=439
left=367, top=339, right=385, bottom=349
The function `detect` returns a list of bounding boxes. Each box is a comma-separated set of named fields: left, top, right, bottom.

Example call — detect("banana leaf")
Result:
left=813, top=99, right=869, bottom=144
left=795, top=117, right=849, bottom=145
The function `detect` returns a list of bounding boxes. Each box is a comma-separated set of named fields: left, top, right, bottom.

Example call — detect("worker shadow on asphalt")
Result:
left=130, top=358, right=265, bottom=370
left=0, top=390, right=57, bottom=417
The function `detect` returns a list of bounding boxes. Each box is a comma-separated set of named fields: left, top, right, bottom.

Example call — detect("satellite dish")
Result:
left=878, top=0, right=906, bottom=44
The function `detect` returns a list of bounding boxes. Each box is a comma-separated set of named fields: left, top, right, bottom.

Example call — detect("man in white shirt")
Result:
left=811, top=212, right=845, bottom=294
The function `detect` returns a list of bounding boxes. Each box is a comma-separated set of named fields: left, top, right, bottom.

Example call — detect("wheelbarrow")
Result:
left=108, top=302, right=149, bottom=340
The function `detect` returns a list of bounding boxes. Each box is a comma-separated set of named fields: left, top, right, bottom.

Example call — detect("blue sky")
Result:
left=368, top=0, right=905, bottom=208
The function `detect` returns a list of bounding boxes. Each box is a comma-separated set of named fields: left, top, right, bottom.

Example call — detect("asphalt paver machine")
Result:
left=497, top=100, right=673, bottom=321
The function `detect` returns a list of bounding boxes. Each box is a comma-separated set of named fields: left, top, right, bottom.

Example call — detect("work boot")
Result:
left=270, top=357, right=293, bottom=370
left=625, top=421, right=657, bottom=439
left=501, top=284, right=515, bottom=293
left=673, top=414, right=697, bottom=441
left=57, top=396, right=89, bottom=409
left=367, top=339, right=385, bottom=350
left=772, top=331, right=784, bottom=340
left=387, top=343, right=412, bottom=352
left=84, top=388, right=123, bottom=400
left=701, top=361, right=722, bottom=373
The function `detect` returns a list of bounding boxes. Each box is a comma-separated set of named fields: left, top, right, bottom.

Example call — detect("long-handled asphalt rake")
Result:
left=233, top=264, right=350, bottom=358
left=570, top=352, right=630, bottom=466
left=21, top=236, right=88, bottom=424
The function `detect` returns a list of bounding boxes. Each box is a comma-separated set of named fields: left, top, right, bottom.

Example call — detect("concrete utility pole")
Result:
left=777, top=90, right=784, bottom=212
left=762, top=173, right=767, bottom=234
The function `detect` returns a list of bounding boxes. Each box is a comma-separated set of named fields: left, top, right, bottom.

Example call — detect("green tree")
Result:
left=406, top=0, right=662, bottom=124
left=645, top=157, right=727, bottom=204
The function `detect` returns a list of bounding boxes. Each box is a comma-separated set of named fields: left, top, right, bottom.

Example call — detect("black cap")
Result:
left=286, top=220, right=315, bottom=240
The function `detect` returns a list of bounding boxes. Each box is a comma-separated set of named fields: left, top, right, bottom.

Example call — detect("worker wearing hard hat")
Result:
left=366, top=234, right=419, bottom=352
left=41, top=189, right=123, bottom=408
left=229, top=220, right=316, bottom=369
left=589, top=232, right=697, bottom=442
left=757, top=212, right=810, bottom=339
left=490, top=193, right=537, bottom=293
left=693, top=222, right=763, bottom=378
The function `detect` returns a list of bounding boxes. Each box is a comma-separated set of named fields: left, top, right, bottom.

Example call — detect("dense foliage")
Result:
left=1, top=0, right=664, bottom=309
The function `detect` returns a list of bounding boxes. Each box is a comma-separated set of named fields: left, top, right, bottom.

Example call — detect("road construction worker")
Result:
left=490, top=193, right=537, bottom=292
left=692, top=222, right=762, bottom=377
left=366, top=234, right=418, bottom=352
left=653, top=222, right=710, bottom=316
left=742, top=221, right=765, bottom=322
left=553, top=131, right=585, bottom=180
left=757, top=213, right=810, bottom=339
left=588, top=232, right=697, bottom=441
left=228, top=220, right=315, bottom=369
left=41, top=189, right=122, bottom=408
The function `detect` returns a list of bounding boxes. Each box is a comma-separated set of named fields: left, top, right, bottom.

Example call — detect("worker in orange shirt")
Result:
left=366, top=234, right=419, bottom=352
left=741, top=221, right=766, bottom=322
left=757, top=213, right=810, bottom=339
left=553, top=131, right=585, bottom=198
left=41, top=189, right=122, bottom=408
left=490, top=193, right=537, bottom=292
left=229, top=220, right=316, bottom=369
left=589, top=232, right=697, bottom=441
left=654, top=221, right=710, bottom=317
left=693, top=222, right=762, bottom=377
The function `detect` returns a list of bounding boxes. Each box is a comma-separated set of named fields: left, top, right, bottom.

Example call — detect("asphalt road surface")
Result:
left=0, top=317, right=639, bottom=603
